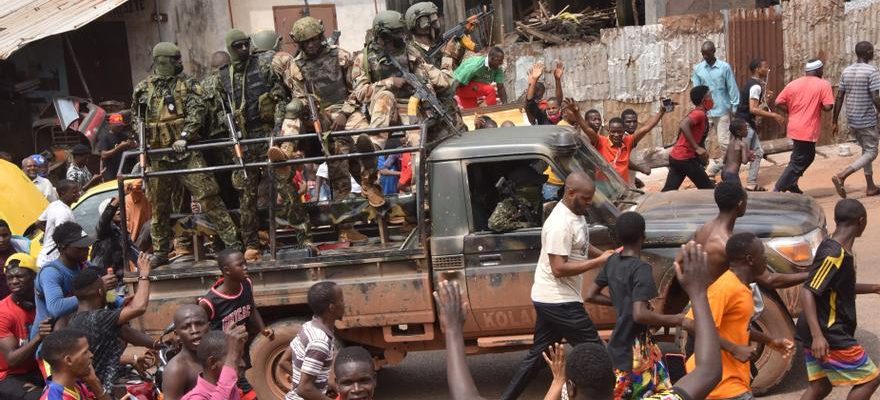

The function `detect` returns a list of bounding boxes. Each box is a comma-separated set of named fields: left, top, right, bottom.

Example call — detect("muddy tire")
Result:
left=247, top=318, right=306, bottom=400
left=751, top=293, right=795, bottom=395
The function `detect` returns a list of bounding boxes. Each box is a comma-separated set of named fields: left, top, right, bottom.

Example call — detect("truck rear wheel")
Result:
left=247, top=318, right=305, bottom=399
left=751, top=293, right=795, bottom=395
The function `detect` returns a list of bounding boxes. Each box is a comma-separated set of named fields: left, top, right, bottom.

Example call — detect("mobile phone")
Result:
left=664, top=353, right=687, bottom=383
left=662, top=98, right=676, bottom=112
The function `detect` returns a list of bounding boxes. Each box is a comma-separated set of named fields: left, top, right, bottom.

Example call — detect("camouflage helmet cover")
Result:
left=252, top=29, right=280, bottom=52
left=405, top=2, right=439, bottom=30
left=373, top=10, right=406, bottom=33
left=290, top=16, right=324, bottom=42
left=152, top=42, right=180, bottom=58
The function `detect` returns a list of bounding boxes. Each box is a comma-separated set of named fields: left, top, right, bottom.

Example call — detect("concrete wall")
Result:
left=104, top=0, right=232, bottom=84
left=646, top=0, right=756, bottom=24
left=229, top=0, right=385, bottom=54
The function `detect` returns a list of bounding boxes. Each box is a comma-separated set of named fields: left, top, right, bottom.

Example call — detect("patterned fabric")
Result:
left=839, top=62, right=880, bottom=128
left=39, top=380, right=94, bottom=400
left=68, top=309, right=123, bottom=393
left=286, top=319, right=335, bottom=400
left=613, top=334, right=672, bottom=400
left=641, top=387, right=691, bottom=400
left=65, top=164, right=92, bottom=189
left=805, top=345, right=880, bottom=386
left=487, top=196, right=538, bottom=233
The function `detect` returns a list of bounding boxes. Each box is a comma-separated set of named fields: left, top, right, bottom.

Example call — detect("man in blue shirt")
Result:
left=692, top=41, right=740, bottom=179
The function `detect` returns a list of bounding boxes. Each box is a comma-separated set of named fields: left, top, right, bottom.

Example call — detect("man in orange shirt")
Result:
left=563, top=99, right=656, bottom=182
left=682, top=232, right=794, bottom=400
left=773, top=59, right=834, bottom=193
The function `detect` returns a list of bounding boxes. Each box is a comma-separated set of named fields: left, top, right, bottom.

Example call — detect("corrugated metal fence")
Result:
left=503, top=0, right=875, bottom=146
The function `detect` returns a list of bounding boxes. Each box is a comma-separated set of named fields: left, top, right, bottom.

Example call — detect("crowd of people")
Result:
left=3, top=1, right=880, bottom=399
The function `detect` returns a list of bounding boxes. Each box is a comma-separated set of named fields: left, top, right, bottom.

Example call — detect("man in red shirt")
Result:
left=0, top=254, right=54, bottom=400
left=773, top=59, right=835, bottom=193
left=662, top=86, right=716, bottom=191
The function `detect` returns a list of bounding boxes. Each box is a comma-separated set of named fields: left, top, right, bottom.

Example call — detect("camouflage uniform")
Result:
left=132, top=44, right=241, bottom=261
left=488, top=196, right=540, bottom=233
left=219, top=30, right=308, bottom=249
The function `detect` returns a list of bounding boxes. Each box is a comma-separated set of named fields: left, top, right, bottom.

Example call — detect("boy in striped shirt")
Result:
left=285, top=281, right=345, bottom=400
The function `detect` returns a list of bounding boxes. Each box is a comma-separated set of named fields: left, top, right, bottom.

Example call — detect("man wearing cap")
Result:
left=98, top=112, right=137, bottom=182
left=66, top=144, right=101, bottom=191
left=773, top=59, right=835, bottom=193
left=0, top=220, right=30, bottom=299
left=0, top=254, right=53, bottom=400
left=35, top=180, right=80, bottom=268
left=488, top=165, right=546, bottom=233
left=31, top=222, right=117, bottom=342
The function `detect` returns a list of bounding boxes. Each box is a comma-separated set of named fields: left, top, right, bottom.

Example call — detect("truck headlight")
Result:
left=767, top=228, right=825, bottom=267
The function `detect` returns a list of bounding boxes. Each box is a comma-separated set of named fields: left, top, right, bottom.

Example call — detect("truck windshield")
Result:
left=569, top=137, right=629, bottom=201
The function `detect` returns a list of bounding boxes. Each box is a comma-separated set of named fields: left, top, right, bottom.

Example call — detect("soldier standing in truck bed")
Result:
left=351, top=11, right=459, bottom=205
left=270, top=17, right=370, bottom=243
left=132, top=42, right=242, bottom=267
left=218, top=29, right=306, bottom=261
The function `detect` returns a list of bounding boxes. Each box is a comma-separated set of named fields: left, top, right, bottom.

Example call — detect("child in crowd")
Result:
left=721, top=118, right=753, bottom=186
left=181, top=326, right=248, bottom=400
left=524, top=61, right=564, bottom=125
left=199, top=249, right=273, bottom=400
left=661, top=86, right=714, bottom=191
left=284, top=281, right=345, bottom=400
left=585, top=212, right=682, bottom=399
left=797, top=199, right=880, bottom=400
left=38, top=329, right=109, bottom=400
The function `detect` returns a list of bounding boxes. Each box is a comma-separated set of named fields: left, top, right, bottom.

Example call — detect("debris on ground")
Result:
left=511, top=1, right=617, bottom=45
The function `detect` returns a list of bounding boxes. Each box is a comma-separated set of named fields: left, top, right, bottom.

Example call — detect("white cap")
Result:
left=805, top=59, right=824, bottom=72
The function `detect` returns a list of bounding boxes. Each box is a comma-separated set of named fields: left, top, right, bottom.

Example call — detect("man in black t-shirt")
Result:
left=797, top=199, right=880, bottom=399
left=68, top=255, right=156, bottom=393
left=586, top=212, right=683, bottom=399
left=525, top=62, right=564, bottom=126
left=97, top=112, right=137, bottom=182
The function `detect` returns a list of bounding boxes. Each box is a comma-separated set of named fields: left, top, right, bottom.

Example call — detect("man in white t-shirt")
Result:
left=501, top=171, right=614, bottom=400
left=36, top=179, right=81, bottom=267
left=21, top=156, right=58, bottom=202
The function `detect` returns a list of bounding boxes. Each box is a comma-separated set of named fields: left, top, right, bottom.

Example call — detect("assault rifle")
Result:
left=136, top=103, right=148, bottom=184
left=304, top=81, right=331, bottom=156
left=220, top=93, right=249, bottom=178
left=425, top=5, right=494, bottom=60
left=384, top=54, right=461, bottom=139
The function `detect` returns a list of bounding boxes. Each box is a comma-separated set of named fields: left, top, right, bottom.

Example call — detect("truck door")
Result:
left=461, top=158, right=615, bottom=335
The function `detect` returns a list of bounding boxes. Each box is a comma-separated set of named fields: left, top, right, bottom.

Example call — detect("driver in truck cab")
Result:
left=488, top=165, right=546, bottom=233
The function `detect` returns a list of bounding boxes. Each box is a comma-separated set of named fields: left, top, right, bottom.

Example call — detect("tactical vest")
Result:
left=142, top=77, right=188, bottom=148
left=736, top=77, right=764, bottom=130
left=363, top=44, right=415, bottom=99
left=296, top=47, right=350, bottom=108
left=219, top=56, right=273, bottom=135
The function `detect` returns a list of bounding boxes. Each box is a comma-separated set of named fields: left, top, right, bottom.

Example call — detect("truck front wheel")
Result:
left=751, top=293, right=796, bottom=395
left=247, top=318, right=306, bottom=399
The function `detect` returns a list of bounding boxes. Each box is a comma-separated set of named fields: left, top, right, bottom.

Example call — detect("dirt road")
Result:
left=371, top=144, right=880, bottom=399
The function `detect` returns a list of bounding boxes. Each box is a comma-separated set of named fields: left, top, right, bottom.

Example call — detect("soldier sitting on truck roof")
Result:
left=488, top=165, right=546, bottom=233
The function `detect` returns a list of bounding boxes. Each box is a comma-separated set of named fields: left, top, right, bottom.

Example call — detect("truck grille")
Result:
left=432, top=254, right=464, bottom=270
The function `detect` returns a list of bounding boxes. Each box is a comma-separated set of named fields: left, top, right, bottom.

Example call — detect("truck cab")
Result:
left=129, top=125, right=824, bottom=398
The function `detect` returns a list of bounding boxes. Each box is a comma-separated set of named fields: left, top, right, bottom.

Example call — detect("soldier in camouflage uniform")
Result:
left=217, top=29, right=306, bottom=260
left=351, top=11, right=458, bottom=204
left=252, top=29, right=281, bottom=55
left=487, top=165, right=546, bottom=233
left=132, top=42, right=242, bottom=267
left=271, top=16, right=369, bottom=242
left=200, top=50, right=238, bottom=211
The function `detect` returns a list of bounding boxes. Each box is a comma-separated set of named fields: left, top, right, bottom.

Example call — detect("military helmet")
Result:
left=152, top=42, right=180, bottom=58
left=225, top=29, right=250, bottom=48
left=252, top=29, right=280, bottom=52
left=373, top=10, right=406, bottom=34
left=405, top=2, right=439, bottom=30
left=290, top=16, right=324, bottom=42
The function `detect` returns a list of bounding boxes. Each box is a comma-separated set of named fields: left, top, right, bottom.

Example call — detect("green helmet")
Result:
left=225, top=29, right=250, bottom=48
left=373, top=10, right=406, bottom=34
left=290, top=16, right=324, bottom=42
left=152, top=42, right=180, bottom=58
left=252, top=29, right=280, bottom=52
left=405, top=2, right=438, bottom=30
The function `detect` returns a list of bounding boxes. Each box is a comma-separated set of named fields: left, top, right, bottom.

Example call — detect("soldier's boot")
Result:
left=244, top=247, right=262, bottom=262
left=387, top=204, right=407, bottom=225
left=267, top=146, right=292, bottom=176
left=354, top=134, right=385, bottom=207
left=172, top=241, right=193, bottom=258
left=293, top=223, right=313, bottom=247
left=150, top=253, right=170, bottom=268
left=338, top=224, right=368, bottom=243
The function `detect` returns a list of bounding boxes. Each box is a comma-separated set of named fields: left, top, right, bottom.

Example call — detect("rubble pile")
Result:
left=512, top=1, right=617, bottom=45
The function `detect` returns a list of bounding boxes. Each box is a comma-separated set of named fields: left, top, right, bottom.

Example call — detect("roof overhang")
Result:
left=0, top=0, right=127, bottom=60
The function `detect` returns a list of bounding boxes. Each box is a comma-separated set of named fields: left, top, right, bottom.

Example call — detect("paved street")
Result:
left=372, top=145, right=880, bottom=399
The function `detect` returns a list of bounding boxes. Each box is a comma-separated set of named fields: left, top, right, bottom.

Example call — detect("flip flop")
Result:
left=831, top=176, right=847, bottom=198
left=746, top=185, right=767, bottom=192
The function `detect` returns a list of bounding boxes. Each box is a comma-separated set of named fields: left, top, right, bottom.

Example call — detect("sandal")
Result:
left=746, top=185, right=767, bottom=192
left=831, top=176, right=847, bottom=199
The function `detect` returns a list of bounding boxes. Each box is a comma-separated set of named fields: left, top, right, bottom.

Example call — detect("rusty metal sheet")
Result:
left=727, top=7, right=786, bottom=140
left=542, top=42, right=610, bottom=101
left=658, top=12, right=725, bottom=35
left=603, top=25, right=666, bottom=103
left=782, top=0, right=846, bottom=83
left=843, top=0, right=880, bottom=63
left=0, top=0, right=128, bottom=59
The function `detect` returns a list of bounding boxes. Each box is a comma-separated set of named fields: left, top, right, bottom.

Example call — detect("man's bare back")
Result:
left=693, top=218, right=732, bottom=281
left=162, top=349, right=202, bottom=400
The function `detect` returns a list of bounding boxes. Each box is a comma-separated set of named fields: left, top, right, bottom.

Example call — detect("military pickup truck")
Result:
left=122, top=125, right=825, bottom=398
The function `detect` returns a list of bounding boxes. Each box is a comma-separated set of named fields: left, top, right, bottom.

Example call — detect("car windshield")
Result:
left=566, top=136, right=629, bottom=202
left=72, top=189, right=116, bottom=238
